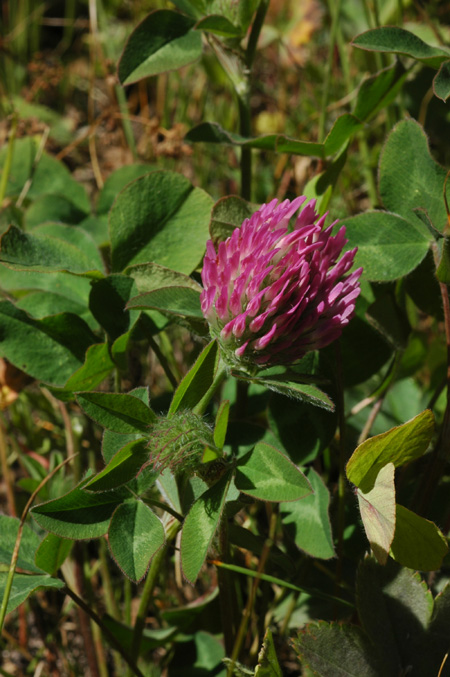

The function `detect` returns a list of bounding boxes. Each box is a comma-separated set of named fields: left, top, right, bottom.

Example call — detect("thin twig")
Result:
left=63, top=586, right=146, bottom=677
left=16, top=126, right=50, bottom=208
left=0, top=113, right=18, bottom=206
left=357, top=398, right=384, bottom=446
left=0, top=453, right=79, bottom=632
left=226, top=509, right=278, bottom=676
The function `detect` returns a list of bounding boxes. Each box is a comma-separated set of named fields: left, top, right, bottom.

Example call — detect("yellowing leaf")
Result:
left=357, top=463, right=396, bottom=565
left=346, top=410, right=434, bottom=488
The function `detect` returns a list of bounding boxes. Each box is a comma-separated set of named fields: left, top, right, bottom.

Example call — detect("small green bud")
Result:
left=147, top=411, right=215, bottom=475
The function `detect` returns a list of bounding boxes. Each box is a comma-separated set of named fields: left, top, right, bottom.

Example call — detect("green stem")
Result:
left=99, top=539, right=120, bottom=620
left=334, top=342, right=346, bottom=603
left=140, top=497, right=183, bottom=523
left=0, top=454, right=77, bottom=633
left=0, top=112, right=18, bottom=206
left=237, top=0, right=271, bottom=202
left=127, top=519, right=181, bottom=674
left=193, top=358, right=228, bottom=416
left=319, top=0, right=343, bottom=142
left=358, top=133, right=378, bottom=207
left=237, top=90, right=252, bottom=202
left=245, top=0, right=270, bottom=69
left=64, top=586, right=146, bottom=677
left=226, top=509, right=277, bottom=676
left=217, top=517, right=238, bottom=657
left=123, top=578, right=132, bottom=625
left=147, top=333, right=178, bottom=390
left=213, top=560, right=353, bottom=608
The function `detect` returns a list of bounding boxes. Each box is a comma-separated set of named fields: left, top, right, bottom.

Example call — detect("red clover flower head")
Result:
left=200, top=197, right=362, bottom=372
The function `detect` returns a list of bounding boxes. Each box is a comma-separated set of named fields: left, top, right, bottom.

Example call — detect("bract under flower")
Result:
left=200, top=197, right=362, bottom=371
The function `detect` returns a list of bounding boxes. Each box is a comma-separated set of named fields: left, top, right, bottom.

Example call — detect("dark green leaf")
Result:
left=357, top=558, right=433, bottom=673
left=118, top=10, right=202, bottom=85
left=281, top=468, right=335, bottom=559
left=209, top=195, right=257, bottom=244
left=352, top=27, right=450, bottom=68
left=328, top=314, right=392, bottom=386
left=46, top=343, right=115, bottom=401
left=366, top=292, right=410, bottom=349
left=186, top=115, right=362, bottom=159
left=25, top=195, right=87, bottom=228
left=353, top=61, right=407, bottom=122
left=213, top=400, right=229, bottom=449
left=255, top=627, right=283, bottom=677
left=84, top=439, right=149, bottom=492
left=0, top=515, right=44, bottom=573
left=0, top=301, right=96, bottom=385
left=31, top=476, right=129, bottom=539
left=0, top=225, right=104, bottom=278
left=125, top=261, right=202, bottom=294
left=433, top=60, right=450, bottom=101
left=34, top=533, right=73, bottom=575
left=195, top=15, right=242, bottom=37
left=343, top=211, right=431, bottom=281
left=240, top=373, right=334, bottom=411
left=293, top=621, right=381, bottom=677
left=103, top=615, right=177, bottom=655
left=181, top=471, right=231, bottom=583
left=0, top=573, right=64, bottom=616
left=90, top=274, right=140, bottom=341
left=109, top=171, right=213, bottom=273
left=268, top=395, right=336, bottom=465
left=76, top=391, right=156, bottom=434
left=96, top=164, right=155, bottom=214
left=15, top=291, right=95, bottom=330
left=235, top=442, right=312, bottom=502
left=101, top=388, right=150, bottom=462
left=127, top=286, right=203, bottom=321
left=379, top=119, right=450, bottom=232
left=0, top=137, right=90, bottom=212
left=108, top=500, right=165, bottom=582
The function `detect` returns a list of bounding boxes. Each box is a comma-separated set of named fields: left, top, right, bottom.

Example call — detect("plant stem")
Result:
left=237, top=90, right=252, bottom=202
left=64, top=586, right=146, bottom=677
left=0, top=454, right=78, bottom=633
left=147, top=333, right=178, bottom=390
left=334, top=341, right=347, bottom=603
left=226, top=509, right=278, bottom=675
left=319, top=0, right=343, bottom=142
left=0, top=112, right=18, bottom=207
left=245, top=0, right=270, bottom=70
left=217, top=516, right=239, bottom=658
left=127, top=518, right=181, bottom=674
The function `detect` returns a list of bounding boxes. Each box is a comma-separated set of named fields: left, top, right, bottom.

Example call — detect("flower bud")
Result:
left=147, top=411, right=214, bottom=475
